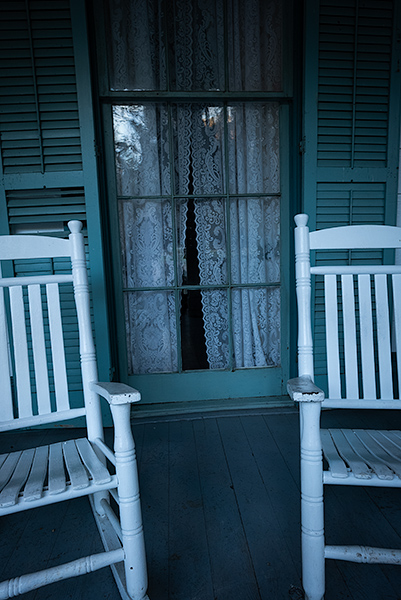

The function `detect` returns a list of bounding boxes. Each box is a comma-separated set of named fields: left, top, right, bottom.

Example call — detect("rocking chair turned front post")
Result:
left=288, top=214, right=401, bottom=600
left=0, top=221, right=149, bottom=600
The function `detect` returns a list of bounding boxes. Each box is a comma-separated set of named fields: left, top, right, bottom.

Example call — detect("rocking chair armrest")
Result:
left=90, top=382, right=141, bottom=405
left=287, top=376, right=325, bottom=403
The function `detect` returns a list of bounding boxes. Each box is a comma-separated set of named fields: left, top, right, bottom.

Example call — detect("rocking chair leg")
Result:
left=300, top=403, right=325, bottom=600
left=112, top=403, right=149, bottom=600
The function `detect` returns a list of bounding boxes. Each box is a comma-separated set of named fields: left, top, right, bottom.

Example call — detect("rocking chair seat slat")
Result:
left=62, top=440, right=90, bottom=490
left=0, top=454, right=7, bottom=470
left=24, top=445, right=49, bottom=501
left=320, top=430, right=348, bottom=478
left=0, top=439, right=115, bottom=508
left=378, top=431, right=401, bottom=457
left=75, top=438, right=112, bottom=485
left=323, top=429, right=401, bottom=481
left=0, top=451, right=22, bottom=491
left=355, top=430, right=401, bottom=478
left=341, top=429, right=394, bottom=480
left=326, top=429, right=372, bottom=479
left=0, top=448, right=35, bottom=507
left=48, top=442, right=66, bottom=495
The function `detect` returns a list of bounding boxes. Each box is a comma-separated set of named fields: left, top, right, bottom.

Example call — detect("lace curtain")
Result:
left=108, top=0, right=282, bottom=373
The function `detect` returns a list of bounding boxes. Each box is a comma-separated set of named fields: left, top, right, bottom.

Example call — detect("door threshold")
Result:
left=130, top=395, right=295, bottom=422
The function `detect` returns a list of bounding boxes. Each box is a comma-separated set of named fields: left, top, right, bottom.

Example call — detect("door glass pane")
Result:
left=201, top=288, right=230, bottom=369
left=167, top=1, right=225, bottom=91
left=181, top=290, right=209, bottom=371
left=179, top=198, right=200, bottom=287
left=230, top=196, right=280, bottom=285
left=106, top=0, right=167, bottom=91
left=173, top=104, right=225, bottom=196
left=232, top=287, right=281, bottom=367
left=228, top=103, right=280, bottom=194
left=106, top=0, right=283, bottom=93
left=113, top=105, right=170, bottom=196
left=194, top=198, right=228, bottom=286
left=227, top=0, right=283, bottom=91
left=124, top=291, right=178, bottom=374
left=119, top=198, right=175, bottom=288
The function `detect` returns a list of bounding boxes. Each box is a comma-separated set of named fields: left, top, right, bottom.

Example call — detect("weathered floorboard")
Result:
left=0, top=409, right=400, bottom=599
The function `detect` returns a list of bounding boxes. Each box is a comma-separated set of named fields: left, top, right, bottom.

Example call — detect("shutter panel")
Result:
left=304, top=0, right=400, bottom=231
left=0, top=1, right=82, bottom=174
left=317, top=1, right=393, bottom=169
left=0, top=0, right=112, bottom=404
left=302, top=0, right=401, bottom=391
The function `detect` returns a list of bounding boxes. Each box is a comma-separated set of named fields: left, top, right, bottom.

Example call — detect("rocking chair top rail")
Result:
left=309, top=223, right=401, bottom=251
left=0, top=234, right=71, bottom=261
left=294, top=214, right=401, bottom=406
left=0, top=221, right=104, bottom=442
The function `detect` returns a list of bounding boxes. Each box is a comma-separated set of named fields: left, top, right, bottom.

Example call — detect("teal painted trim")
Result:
left=0, top=116, right=8, bottom=234
left=302, top=0, right=319, bottom=229
left=282, top=0, right=294, bottom=98
left=223, top=103, right=234, bottom=371
left=0, top=188, right=9, bottom=236
left=116, top=192, right=282, bottom=201
left=92, top=0, right=110, bottom=97
left=102, top=102, right=130, bottom=382
left=127, top=366, right=285, bottom=405
left=100, top=91, right=293, bottom=101
left=385, top=0, right=401, bottom=226
left=288, top=0, right=303, bottom=379
left=70, top=0, right=112, bottom=385
left=279, top=102, right=291, bottom=393
left=3, top=172, right=84, bottom=190
left=131, top=396, right=294, bottom=419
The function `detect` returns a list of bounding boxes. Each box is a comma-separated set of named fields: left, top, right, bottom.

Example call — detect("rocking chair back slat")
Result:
left=341, top=274, right=359, bottom=398
left=392, top=274, right=401, bottom=397
left=9, top=285, right=32, bottom=418
left=374, top=274, right=393, bottom=399
left=0, top=288, right=13, bottom=421
left=324, top=274, right=341, bottom=399
left=46, top=282, right=70, bottom=413
left=28, top=284, right=52, bottom=415
left=358, top=274, right=376, bottom=399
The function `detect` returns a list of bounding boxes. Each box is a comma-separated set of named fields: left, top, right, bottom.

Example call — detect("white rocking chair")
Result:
left=288, top=214, right=401, bottom=600
left=0, top=221, right=149, bottom=599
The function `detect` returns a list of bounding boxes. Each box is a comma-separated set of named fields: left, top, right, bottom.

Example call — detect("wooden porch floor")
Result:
left=1, top=407, right=401, bottom=599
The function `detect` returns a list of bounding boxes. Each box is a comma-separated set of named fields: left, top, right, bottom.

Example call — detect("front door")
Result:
left=96, top=0, right=293, bottom=407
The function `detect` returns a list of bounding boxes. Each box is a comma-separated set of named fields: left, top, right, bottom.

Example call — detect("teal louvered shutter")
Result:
left=302, top=0, right=401, bottom=391
left=0, top=0, right=112, bottom=402
left=0, top=1, right=82, bottom=175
